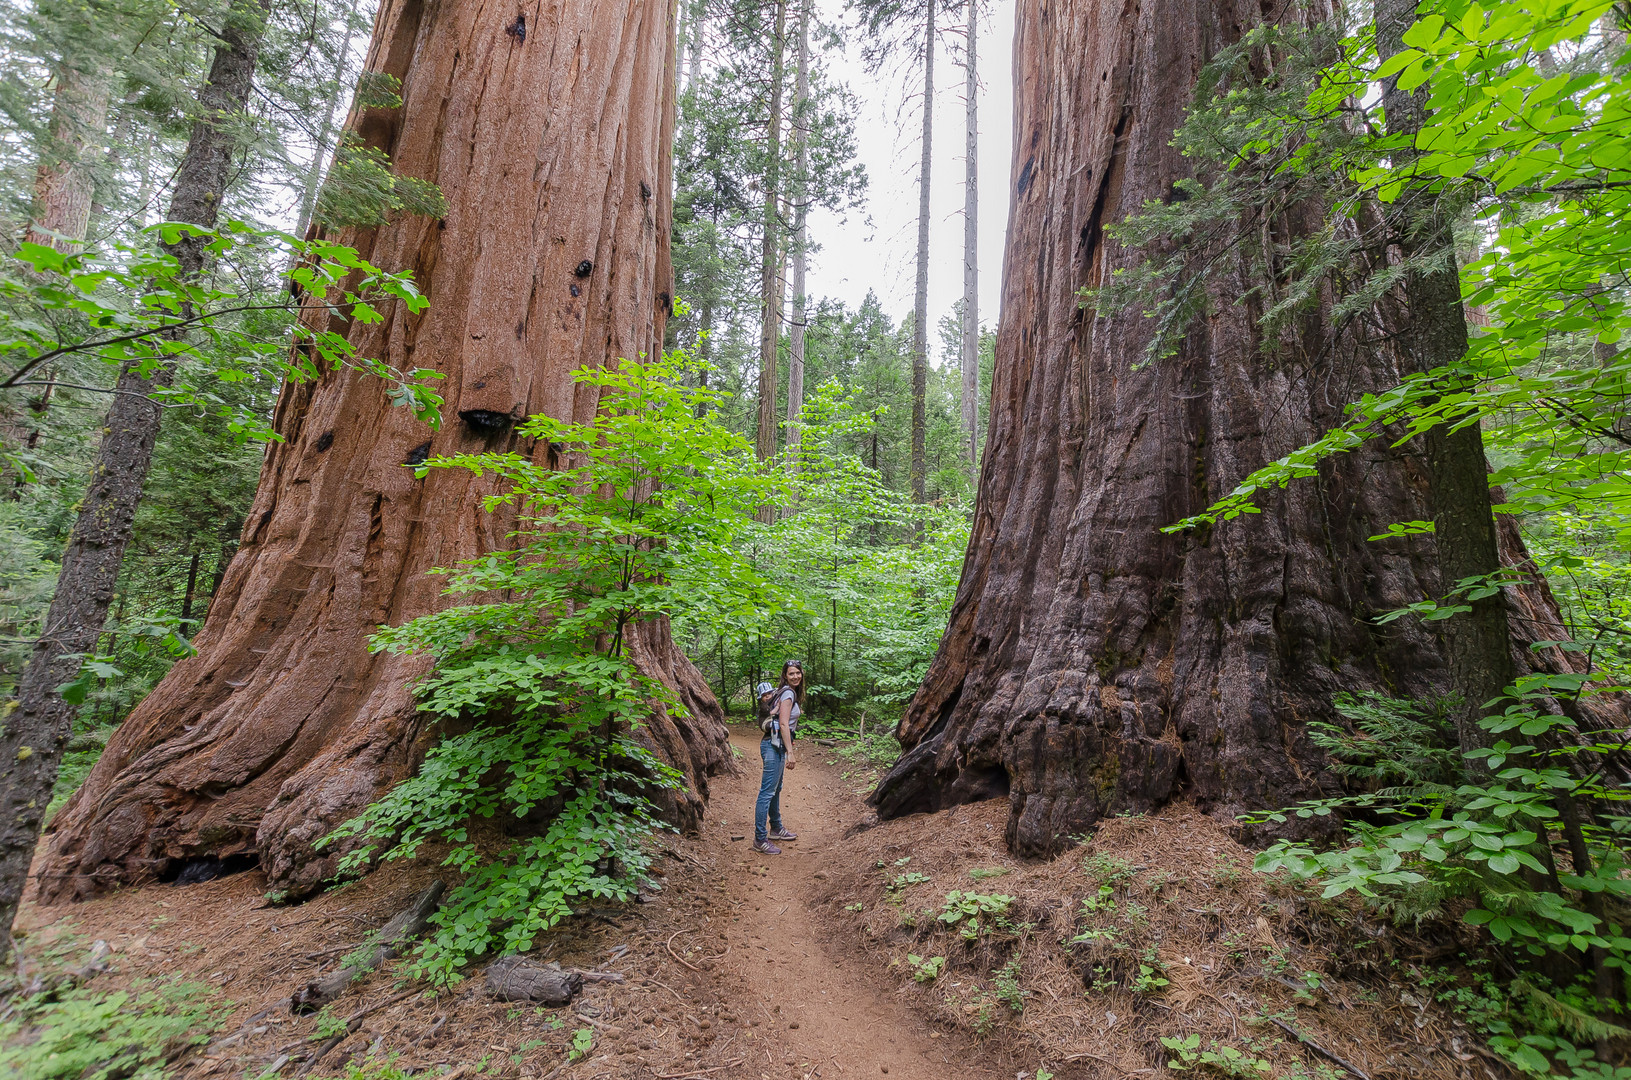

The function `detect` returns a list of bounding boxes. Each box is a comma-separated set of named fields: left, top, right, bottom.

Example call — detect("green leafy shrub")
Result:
left=1083, top=852, right=1136, bottom=885
left=993, top=957, right=1027, bottom=1012
left=0, top=979, right=228, bottom=1080
left=323, top=354, right=777, bottom=982
left=1130, top=948, right=1170, bottom=994
left=1080, top=884, right=1117, bottom=915
left=312, top=1061, right=415, bottom=1080
left=886, top=871, right=932, bottom=895
left=310, top=1005, right=348, bottom=1041
left=1159, top=1034, right=1273, bottom=1077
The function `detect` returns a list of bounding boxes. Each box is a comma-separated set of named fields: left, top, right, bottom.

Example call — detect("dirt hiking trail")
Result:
left=15, top=725, right=996, bottom=1080
left=693, top=730, right=983, bottom=1079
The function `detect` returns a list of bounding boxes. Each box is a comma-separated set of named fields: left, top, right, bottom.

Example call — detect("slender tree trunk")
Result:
left=90, top=94, right=137, bottom=230
left=960, top=0, right=979, bottom=471
left=1, top=0, right=270, bottom=956
left=685, top=0, right=705, bottom=90
left=785, top=0, right=811, bottom=465
left=132, top=129, right=156, bottom=229
left=293, top=0, right=363, bottom=244
left=676, top=0, right=692, bottom=89
left=1375, top=0, right=1513, bottom=760
left=871, top=0, right=1584, bottom=855
left=40, top=0, right=729, bottom=905
left=909, top=0, right=935, bottom=503
left=694, top=297, right=714, bottom=419
left=181, top=550, right=202, bottom=625
left=25, top=65, right=113, bottom=251
left=208, top=536, right=232, bottom=607
left=756, top=0, right=790, bottom=465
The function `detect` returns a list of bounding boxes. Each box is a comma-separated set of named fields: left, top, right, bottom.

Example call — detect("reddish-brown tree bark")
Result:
left=38, top=0, right=729, bottom=903
left=25, top=65, right=111, bottom=251
left=870, top=0, right=1583, bottom=854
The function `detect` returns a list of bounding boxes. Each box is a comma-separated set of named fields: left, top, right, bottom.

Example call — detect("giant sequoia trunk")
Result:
left=871, top=0, right=1583, bottom=854
left=38, top=0, right=729, bottom=904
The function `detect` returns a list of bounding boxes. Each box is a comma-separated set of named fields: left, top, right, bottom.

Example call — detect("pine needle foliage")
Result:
left=1310, top=691, right=1464, bottom=794
left=314, top=133, right=447, bottom=230
left=312, top=75, right=446, bottom=230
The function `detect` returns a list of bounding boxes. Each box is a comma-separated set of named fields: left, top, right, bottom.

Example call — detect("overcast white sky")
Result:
left=801, top=0, right=1015, bottom=348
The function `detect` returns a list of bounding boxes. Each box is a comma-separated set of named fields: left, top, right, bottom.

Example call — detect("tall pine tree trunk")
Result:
left=38, top=0, right=727, bottom=906
left=785, top=0, right=811, bottom=463
left=685, top=0, right=704, bottom=92
left=909, top=1, right=934, bottom=503
left=2, top=0, right=271, bottom=953
left=869, top=0, right=1580, bottom=853
left=959, top=0, right=978, bottom=470
left=756, top=0, right=789, bottom=465
left=293, top=0, right=363, bottom=245
left=24, top=64, right=112, bottom=251
left=1374, top=0, right=1513, bottom=760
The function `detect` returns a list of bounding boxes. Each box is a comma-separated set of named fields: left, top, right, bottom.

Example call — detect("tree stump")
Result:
left=485, top=956, right=583, bottom=1005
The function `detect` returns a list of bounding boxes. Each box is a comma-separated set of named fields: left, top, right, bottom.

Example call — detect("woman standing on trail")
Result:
left=754, top=661, right=804, bottom=855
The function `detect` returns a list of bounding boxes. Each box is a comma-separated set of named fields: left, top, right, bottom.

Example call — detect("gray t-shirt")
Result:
left=763, top=687, right=800, bottom=745
left=776, top=686, right=802, bottom=724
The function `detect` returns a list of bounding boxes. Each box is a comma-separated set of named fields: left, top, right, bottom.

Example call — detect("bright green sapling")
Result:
left=323, top=351, right=778, bottom=982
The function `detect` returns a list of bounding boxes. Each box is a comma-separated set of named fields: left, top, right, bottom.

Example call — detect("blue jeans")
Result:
left=755, top=739, right=786, bottom=844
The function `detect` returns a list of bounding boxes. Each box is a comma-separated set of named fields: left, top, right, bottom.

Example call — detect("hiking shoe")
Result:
left=752, top=841, right=782, bottom=855
left=769, top=828, right=798, bottom=841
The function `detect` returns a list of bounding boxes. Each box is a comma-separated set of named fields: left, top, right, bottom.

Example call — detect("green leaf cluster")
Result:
left=0, top=223, right=442, bottom=443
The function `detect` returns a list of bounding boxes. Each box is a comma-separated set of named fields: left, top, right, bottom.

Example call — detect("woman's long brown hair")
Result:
left=778, top=661, right=805, bottom=708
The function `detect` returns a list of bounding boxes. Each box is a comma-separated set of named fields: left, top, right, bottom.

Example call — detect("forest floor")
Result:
left=10, top=725, right=1494, bottom=1080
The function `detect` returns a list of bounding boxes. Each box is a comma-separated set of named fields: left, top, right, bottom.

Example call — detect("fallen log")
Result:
left=570, top=969, right=627, bottom=983
left=289, top=880, right=444, bottom=1014
left=293, top=987, right=420, bottom=1077
left=485, top=955, right=583, bottom=1005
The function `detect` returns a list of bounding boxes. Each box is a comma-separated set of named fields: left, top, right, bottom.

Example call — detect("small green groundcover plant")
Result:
left=937, top=891, right=1014, bottom=939
left=905, top=954, right=946, bottom=982
left=321, top=350, right=778, bottom=983
left=0, top=978, right=229, bottom=1080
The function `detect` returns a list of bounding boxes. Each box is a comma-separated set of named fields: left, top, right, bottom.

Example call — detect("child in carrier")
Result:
left=755, top=681, right=777, bottom=734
